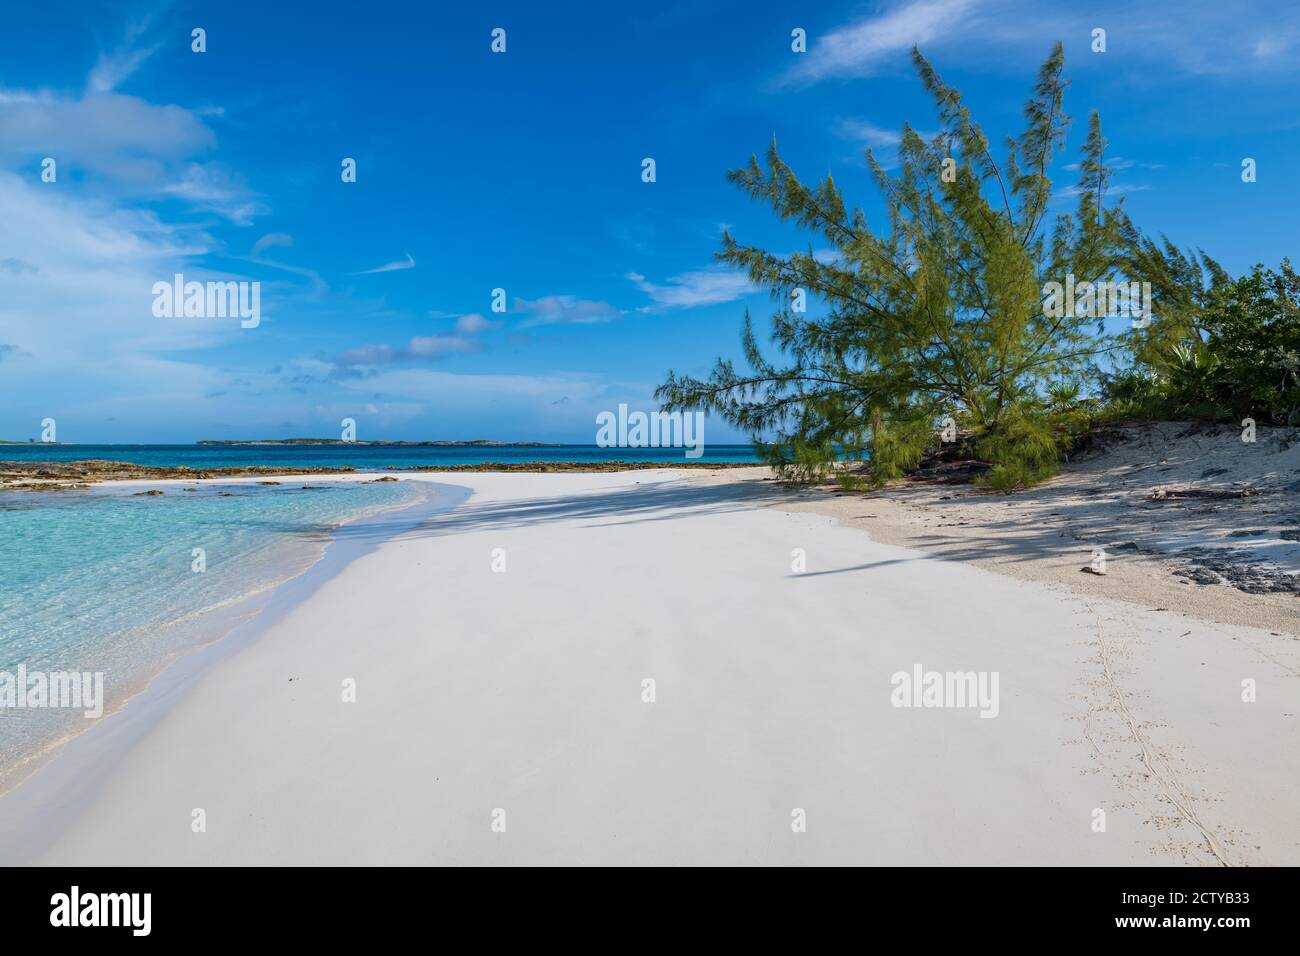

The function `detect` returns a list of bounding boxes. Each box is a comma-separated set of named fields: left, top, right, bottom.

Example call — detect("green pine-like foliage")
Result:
left=656, top=44, right=1129, bottom=491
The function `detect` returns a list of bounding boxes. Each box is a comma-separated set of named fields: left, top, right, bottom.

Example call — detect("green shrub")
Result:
left=975, top=409, right=1064, bottom=492
left=1114, top=250, right=1300, bottom=426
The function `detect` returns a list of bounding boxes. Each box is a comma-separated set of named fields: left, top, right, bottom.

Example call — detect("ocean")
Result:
left=0, top=477, right=432, bottom=787
left=0, top=443, right=761, bottom=469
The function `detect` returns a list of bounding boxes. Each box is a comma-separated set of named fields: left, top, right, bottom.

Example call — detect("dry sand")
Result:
left=694, top=422, right=1300, bottom=637
left=0, top=459, right=1296, bottom=865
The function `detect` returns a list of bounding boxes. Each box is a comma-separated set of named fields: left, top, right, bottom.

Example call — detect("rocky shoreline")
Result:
left=0, top=460, right=359, bottom=492
left=195, top=439, right=560, bottom=447
left=396, top=460, right=758, bottom=474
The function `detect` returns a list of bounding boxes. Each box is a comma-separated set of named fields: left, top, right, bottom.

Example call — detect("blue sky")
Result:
left=1, top=0, right=1298, bottom=443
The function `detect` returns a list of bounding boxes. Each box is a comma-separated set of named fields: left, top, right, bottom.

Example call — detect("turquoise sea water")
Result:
left=0, top=443, right=760, bottom=469
left=0, top=479, right=426, bottom=784
left=0, top=445, right=754, bottom=783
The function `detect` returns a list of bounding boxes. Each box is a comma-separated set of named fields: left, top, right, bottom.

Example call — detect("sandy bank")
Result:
left=0, top=468, right=1295, bottom=865
left=694, top=423, right=1299, bottom=636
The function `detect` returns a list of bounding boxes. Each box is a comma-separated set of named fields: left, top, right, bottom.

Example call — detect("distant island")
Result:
left=197, top=439, right=561, bottom=447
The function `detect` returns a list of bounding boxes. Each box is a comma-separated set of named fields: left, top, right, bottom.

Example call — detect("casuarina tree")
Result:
left=657, top=44, right=1131, bottom=490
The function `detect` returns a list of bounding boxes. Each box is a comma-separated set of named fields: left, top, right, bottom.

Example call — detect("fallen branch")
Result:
left=1148, top=485, right=1261, bottom=501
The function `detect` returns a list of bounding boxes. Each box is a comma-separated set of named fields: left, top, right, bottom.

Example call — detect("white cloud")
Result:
left=1063, top=158, right=1166, bottom=172
left=834, top=119, right=904, bottom=148
left=626, top=268, right=753, bottom=309
left=0, top=13, right=259, bottom=227
left=87, top=43, right=161, bottom=94
left=783, top=0, right=1300, bottom=87
left=0, top=90, right=262, bottom=224
left=407, top=335, right=476, bottom=358
left=252, top=233, right=294, bottom=256
left=454, top=312, right=499, bottom=334
left=160, top=163, right=264, bottom=225
left=1053, top=183, right=1153, bottom=199
left=243, top=234, right=326, bottom=296
left=86, top=9, right=164, bottom=93
left=0, top=92, right=214, bottom=165
left=0, top=170, right=220, bottom=360
left=0, top=170, right=278, bottom=439
left=353, top=253, right=415, bottom=275
left=781, top=0, right=977, bottom=86
left=331, top=311, right=503, bottom=370
left=334, top=334, right=478, bottom=367
left=514, top=295, right=623, bottom=326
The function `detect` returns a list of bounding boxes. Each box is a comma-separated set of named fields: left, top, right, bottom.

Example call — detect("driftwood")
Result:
left=1148, top=486, right=1261, bottom=501
left=908, top=459, right=992, bottom=483
left=906, top=429, right=992, bottom=484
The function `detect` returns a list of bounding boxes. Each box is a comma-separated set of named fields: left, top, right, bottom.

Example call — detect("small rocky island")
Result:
left=197, top=439, right=561, bottom=446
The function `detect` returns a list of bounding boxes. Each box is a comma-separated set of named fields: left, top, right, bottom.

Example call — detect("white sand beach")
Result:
left=1, top=467, right=1297, bottom=866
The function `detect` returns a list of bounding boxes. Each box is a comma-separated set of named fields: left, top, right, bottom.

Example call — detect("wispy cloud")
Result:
left=834, top=118, right=904, bottom=148
left=0, top=169, right=240, bottom=383
left=781, top=0, right=1300, bottom=89
left=332, top=311, right=498, bottom=370
left=86, top=10, right=164, bottom=93
left=626, top=268, right=753, bottom=309
left=514, top=295, right=623, bottom=326
left=242, top=233, right=327, bottom=298
left=454, top=313, right=500, bottom=334
left=334, top=335, right=479, bottom=368
left=1063, top=157, right=1166, bottom=172
left=252, top=233, right=294, bottom=256
left=780, top=0, right=977, bottom=86
left=1054, top=183, right=1153, bottom=199
left=353, top=253, right=415, bottom=275
left=833, top=118, right=943, bottom=169
left=87, top=43, right=160, bottom=93
left=161, top=163, right=264, bottom=225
